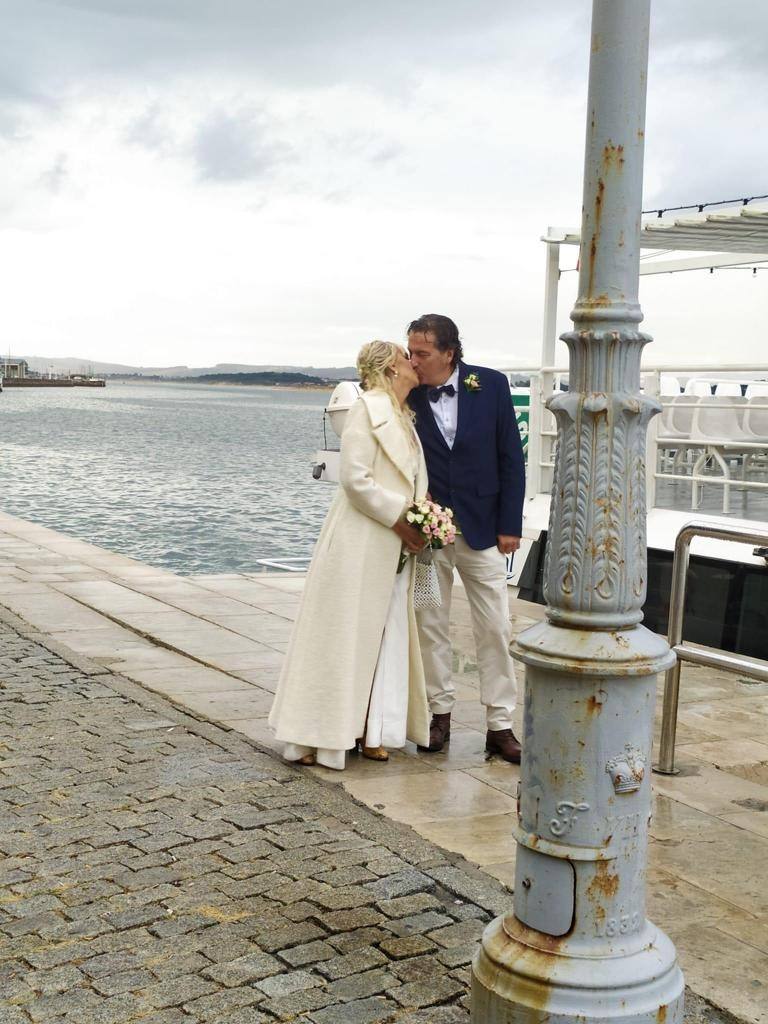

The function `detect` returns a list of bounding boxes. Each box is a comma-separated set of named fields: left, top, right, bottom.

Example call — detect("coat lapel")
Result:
left=363, top=392, right=414, bottom=487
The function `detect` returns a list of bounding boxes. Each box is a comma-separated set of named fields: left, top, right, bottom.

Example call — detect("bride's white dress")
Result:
left=283, top=549, right=412, bottom=770
left=361, top=557, right=412, bottom=749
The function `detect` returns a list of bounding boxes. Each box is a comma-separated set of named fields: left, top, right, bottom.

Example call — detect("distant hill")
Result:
left=183, top=371, right=326, bottom=386
left=20, top=356, right=357, bottom=380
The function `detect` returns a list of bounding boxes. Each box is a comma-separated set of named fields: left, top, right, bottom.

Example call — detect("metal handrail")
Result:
left=255, top=557, right=312, bottom=573
left=653, top=520, right=768, bottom=775
left=498, top=363, right=768, bottom=375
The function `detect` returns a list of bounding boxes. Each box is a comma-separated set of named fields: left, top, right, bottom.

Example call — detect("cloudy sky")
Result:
left=0, top=0, right=766, bottom=369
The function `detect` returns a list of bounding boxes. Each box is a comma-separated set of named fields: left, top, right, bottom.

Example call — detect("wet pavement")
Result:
left=0, top=510, right=766, bottom=1022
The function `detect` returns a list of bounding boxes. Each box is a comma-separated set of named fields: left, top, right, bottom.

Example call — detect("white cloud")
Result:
left=0, top=1, right=765, bottom=368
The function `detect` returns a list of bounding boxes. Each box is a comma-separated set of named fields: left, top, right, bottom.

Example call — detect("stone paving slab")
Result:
left=0, top=604, right=744, bottom=1024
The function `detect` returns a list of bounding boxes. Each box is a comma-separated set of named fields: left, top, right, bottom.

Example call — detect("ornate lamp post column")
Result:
left=471, top=2, right=685, bottom=1021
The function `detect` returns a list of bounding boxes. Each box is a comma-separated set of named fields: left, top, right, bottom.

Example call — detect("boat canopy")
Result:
left=534, top=205, right=768, bottom=373
left=544, top=203, right=768, bottom=257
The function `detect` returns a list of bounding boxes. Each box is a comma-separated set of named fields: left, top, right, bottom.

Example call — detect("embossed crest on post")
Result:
left=605, top=745, right=646, bottom=794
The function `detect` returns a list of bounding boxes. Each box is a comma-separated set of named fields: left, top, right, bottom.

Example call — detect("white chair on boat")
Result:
left=658, top=402, right=682, bottom=438
left=655, top=396, right=702, bottom=476
left=739, top=395, right=768, bottom=480
left=714, top=381, right=743, bottom=397
left=669, top=395, right=700, bottom=436
left=684, top=379, right=713, bottom=397
left=659, top=375, right=681, bottom=396
left=689, top=396, right=767, bottom=513
left=693, top=396, right=750, bottom=443
left=656, top=401, right=683, bottom=472
left=743, top=396, right=768, bottom=443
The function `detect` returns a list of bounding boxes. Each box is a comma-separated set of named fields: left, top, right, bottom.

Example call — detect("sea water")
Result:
left=0, top=381, right=335, bottom=574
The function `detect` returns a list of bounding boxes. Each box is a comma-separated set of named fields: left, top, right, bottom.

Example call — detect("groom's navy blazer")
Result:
left=410, top=361, right=526, bottom=551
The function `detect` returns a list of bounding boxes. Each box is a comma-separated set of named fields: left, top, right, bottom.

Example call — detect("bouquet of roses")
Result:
left=397, top=499, right=456, bottom=573
left=406, top=499, right=456, bottom=549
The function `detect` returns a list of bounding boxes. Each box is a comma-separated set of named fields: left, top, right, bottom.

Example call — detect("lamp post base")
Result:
left=472, top=914, right=684, bottom=1024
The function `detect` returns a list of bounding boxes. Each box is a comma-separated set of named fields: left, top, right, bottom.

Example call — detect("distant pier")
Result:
left=1, top=377, right=106, bottom=388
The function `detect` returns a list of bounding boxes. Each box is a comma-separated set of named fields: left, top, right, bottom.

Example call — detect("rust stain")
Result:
left=587, top=860, right=620, bottom=911
left=588, top=235, right=598, bottom=295
left=658, top=1005, right=668, bottom=1023
left=496, top=916, right=571, bottom=1014
left=583, top=293, right=610, bottom=308
left=587, top=694, right=604, bottom=716
left=587, top=178, right=605, bottom=297
left=506, top=915, right=570, bottom=955
left=602, top=142, right=625, bottom=171
left=591, top=33, right=602, bottom=53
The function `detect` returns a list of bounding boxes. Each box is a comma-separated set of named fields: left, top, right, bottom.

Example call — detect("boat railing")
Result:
left=653, top=520, right=768, bottom=776
left=645, top=369, right=768, bottom=514
left=255, top=557, right=312, bottom=573
left=502, top=362, right=768, bottom=512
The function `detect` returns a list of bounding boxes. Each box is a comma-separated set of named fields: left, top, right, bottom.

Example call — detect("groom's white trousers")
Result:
left=416, top=536, right=516, bottom=730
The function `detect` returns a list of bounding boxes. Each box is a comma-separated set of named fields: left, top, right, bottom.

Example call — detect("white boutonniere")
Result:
left=463, top=372, right=481, bottom=392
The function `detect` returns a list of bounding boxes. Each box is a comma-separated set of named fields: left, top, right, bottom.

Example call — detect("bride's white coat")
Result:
left=269, top=390, right=430, bottom=752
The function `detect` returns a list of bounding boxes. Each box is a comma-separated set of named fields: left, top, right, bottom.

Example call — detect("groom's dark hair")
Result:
left=407, top=313, right=463, bottom=367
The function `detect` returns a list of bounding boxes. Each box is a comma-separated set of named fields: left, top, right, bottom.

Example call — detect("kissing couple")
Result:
left=269, top=314, right=526, bottom=770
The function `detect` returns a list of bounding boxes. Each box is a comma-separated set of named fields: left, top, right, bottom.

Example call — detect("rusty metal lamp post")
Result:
left=471, top=2, right=685, bottom=1021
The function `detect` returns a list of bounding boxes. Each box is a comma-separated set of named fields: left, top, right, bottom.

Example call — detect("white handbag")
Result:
left=413, top=549, right=442, bottom=610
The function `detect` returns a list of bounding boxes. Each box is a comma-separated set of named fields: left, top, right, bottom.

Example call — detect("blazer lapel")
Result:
left=413, top=384, right=450, bottom=451
left=454, top=361, right=473, bottom=446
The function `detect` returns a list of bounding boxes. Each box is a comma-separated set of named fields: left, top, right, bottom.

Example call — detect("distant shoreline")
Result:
left=108, top=377, right=337, bottom=392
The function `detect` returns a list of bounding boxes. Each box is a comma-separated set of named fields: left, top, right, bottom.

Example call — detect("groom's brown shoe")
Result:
left=418, top=713, right=451, bottom=752
left=485, top=728, right=522, bottom=764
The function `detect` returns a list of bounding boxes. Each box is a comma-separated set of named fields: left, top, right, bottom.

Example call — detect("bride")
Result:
left=268, top=341, right=430, bottom=768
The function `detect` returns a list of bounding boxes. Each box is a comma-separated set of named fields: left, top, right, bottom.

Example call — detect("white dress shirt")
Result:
left=429, top=366, right=460, bottom=449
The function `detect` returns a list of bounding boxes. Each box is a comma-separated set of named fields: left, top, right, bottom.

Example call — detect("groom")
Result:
left=407, top=314, right=526, bottom=763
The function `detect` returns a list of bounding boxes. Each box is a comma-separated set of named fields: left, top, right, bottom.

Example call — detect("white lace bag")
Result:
left=413, top=549, right=442, bottom=610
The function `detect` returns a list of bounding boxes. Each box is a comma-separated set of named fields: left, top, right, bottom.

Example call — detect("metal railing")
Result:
left=653, top=520, right=768, bottom=775
left=502, top=363, right=768, bottom=505
left=255, top=557, right=312, bottom=573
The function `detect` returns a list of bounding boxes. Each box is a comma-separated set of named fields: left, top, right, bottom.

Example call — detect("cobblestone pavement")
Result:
left=0, top=610, right=743, bottom=1024
left=0, top=610, right=509, bottom=1024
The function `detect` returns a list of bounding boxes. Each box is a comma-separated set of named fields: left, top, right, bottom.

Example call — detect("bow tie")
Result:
left=428, top=383, right=456, bottom=403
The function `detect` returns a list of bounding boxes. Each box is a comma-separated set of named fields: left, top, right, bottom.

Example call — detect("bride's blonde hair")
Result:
left=356, top=340, right=417, bottom=440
